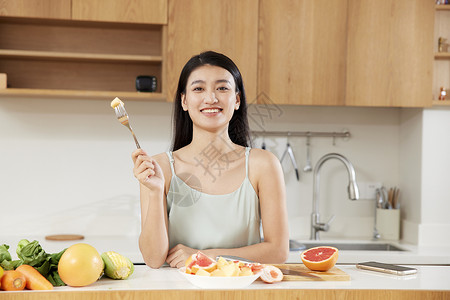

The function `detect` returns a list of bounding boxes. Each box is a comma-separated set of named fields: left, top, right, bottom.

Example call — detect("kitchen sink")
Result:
left=289, top=240, right=407, bottom=251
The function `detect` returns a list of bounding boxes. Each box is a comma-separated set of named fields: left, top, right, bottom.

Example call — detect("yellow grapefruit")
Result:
left=58, top=243, right=104, bottom=287
left=300, top=246, right=338, bottom=271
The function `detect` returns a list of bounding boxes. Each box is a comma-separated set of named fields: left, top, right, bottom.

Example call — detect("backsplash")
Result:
left=0, top=97, right=448, bottom=246
left=5, top=195, right=140, bottom=237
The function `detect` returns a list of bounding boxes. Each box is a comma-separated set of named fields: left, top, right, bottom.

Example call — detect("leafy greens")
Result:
left=0, top=239, right=66, bottom=286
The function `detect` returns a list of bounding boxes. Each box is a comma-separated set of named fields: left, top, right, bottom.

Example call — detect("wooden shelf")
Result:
left=432, top=100, right=450, bottom=106
left=0, top=16, right=165, bottom=100
left=434, top=6, right=450, bottom=102
left=435, top=52, right=450, bottom=59
left=0, top=49, right=162, bottom=63
left=0, top=88, right=166, bottom=101
left=436, top=5, right=450, bottom=10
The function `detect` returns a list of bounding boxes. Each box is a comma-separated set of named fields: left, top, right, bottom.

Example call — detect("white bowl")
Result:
left=178, top=267, right=261, bottom=289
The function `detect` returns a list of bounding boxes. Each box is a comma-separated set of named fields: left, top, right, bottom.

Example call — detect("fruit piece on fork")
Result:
left=111, top=97, right=124, bottom=108
left=111, top=97, right=141, bottom=149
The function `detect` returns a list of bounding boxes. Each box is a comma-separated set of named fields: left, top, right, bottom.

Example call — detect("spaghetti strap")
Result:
left=166, top=151, right=175, bottom=177
left=245, top=147, right=250, bottom=177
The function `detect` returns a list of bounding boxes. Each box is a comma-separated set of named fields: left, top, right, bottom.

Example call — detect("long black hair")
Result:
left=171, top=51, right=251, bottom=151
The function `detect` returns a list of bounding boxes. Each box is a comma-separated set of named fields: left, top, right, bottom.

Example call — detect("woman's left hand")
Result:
left=166, top=244, right=197, bottom=268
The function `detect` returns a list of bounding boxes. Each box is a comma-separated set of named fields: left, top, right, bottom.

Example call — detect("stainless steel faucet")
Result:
left=310, top=153, right=360, bottom=240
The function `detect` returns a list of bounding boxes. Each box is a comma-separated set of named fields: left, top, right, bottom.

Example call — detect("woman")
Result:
left=132, top=51, right=289, bottom=269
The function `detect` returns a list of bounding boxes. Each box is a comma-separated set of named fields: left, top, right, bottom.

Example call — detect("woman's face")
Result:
left=181, top=65, right=240, bottom=133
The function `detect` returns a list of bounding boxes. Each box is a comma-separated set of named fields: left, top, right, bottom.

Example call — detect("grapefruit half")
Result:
left=300, top=246, right=338, bottom=271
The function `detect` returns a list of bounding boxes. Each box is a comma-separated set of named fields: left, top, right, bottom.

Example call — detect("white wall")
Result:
left=399, top=108, right=423, bottom=244
left=0, top=98, right=172, bottom=237
left=1, top=97, right=407, bottom=242
left=419, top=107, right=450, bottom=246
left=398, top=107, right=450, bottom=246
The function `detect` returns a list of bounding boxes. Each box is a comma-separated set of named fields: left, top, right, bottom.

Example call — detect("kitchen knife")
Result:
left=217, top=255, right=323, bottom=280
left=216, top=255, right=257, bottom=265
left=277, top=267, right=323, bottom=280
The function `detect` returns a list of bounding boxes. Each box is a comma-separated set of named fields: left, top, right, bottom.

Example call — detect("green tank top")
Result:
left=166, top=147, right=261, bottom=250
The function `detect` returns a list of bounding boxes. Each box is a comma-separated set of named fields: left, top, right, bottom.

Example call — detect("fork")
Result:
left=113, top=100, right=141, bottom=149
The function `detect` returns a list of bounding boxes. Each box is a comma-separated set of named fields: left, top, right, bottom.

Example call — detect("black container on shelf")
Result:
left=136, top=75, right=157, bottom=92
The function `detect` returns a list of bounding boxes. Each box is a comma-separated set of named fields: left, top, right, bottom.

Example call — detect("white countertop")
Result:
left=3, top=235, right=450, bottom=266
left=39, top=265, right=450, bottom=291
left=287, top=239, right=450, bottom=265
left=3, top=235, right=450, bottom=293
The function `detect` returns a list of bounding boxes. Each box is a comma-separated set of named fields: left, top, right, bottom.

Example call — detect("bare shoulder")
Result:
left=248, top=148, right=283, bottom=181
left=150, top=152, right=173, bottom=187
left=249, top=148, right=281, bottom=170
left=248, top=148, right=284, bottom=195
left=151, top=152, right=170, bottom=165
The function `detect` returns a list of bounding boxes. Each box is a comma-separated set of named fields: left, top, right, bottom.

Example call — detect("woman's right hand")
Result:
left=131, top=149, right=165, bottom=192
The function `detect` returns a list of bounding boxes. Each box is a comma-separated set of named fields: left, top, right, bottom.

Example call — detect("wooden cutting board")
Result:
left=45, top=234, right=84, bottom=241
left=269, top=264, right=350, bottom=281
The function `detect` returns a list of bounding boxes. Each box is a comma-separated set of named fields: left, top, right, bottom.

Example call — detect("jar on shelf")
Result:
left=439, top=87, right=447, bottom=101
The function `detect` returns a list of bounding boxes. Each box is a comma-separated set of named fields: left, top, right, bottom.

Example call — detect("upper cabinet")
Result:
left=0, top=0, right=437, bottom=107
left=166, top=0, right=258, bottom=102
left=72, top=0, right=167, bottom=24
left=0, top=0, right=71, bottom=19
left=259, top=0, right=434, bottom=107
left=346, top=0, right=434, bottom=107
left=258, top=0, right=348, bottom=106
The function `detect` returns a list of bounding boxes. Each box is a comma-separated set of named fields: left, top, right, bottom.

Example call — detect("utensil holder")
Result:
left=376, top=208, right=400, bottom=240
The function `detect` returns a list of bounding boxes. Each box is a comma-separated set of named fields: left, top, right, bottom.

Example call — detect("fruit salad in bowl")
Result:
left=178, top=251, right=281, bottom=288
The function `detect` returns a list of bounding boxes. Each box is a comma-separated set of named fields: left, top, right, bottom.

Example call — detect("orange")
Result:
left=300, top=246, right=338, bottom=271
left=58, top=243, right=104, bottom=287
left=185, top=251, right=217, bottom=274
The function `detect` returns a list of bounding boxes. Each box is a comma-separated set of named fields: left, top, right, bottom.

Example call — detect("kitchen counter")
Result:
left=3, top=236, right=450, bottom=265
left=287, top=239, right=450, bottom=265
left=1, top=265, right=449, bottom=300
left=2, top=235, right=450, bottom=299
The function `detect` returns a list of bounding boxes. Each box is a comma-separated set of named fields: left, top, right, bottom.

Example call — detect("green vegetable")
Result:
left=0, top=244, right=20, bottom=270
left=3, top=259, right=22, bottom=270
left=0, top=239, right=67, bottom=286
left=46, top=248, right=66, bottom=286
left=0, top=244, right=12, bottom=263
left=16, top=239, right=30, bottom=257
left=101, top=251, right=134, bottom=280
left=16, top=239, right=47, bottom=267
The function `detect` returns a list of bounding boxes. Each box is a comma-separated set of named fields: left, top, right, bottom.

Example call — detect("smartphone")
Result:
left=356, top=261, right=417, bottom=275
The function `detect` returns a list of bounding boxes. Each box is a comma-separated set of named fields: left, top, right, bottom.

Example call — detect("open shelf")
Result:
left=0, top=49, right=162, bottom=63
left=436, top=5, right=450, bottom=10
left=0, top=16, right=165, bottom=99
left=435, top=52, right=450, bottom=59
left=434, top=6, right=450, bottom=103
left=0, top=88, right=165, bottom=101
left=432, top=100, right=450, bottom=106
